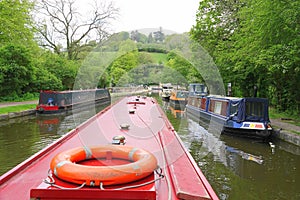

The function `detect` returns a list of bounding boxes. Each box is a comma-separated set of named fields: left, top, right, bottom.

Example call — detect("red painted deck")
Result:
left=0, top=96, right=218, bottom=200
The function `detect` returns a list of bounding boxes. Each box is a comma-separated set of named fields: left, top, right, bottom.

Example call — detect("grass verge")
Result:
left=269, top=107, right=300, bottom=127
left=0, top=104, right=36, bottom=115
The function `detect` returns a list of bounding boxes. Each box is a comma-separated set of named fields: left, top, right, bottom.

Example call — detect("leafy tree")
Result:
left=138, top=52, right=154, bottom=65
left=31, top=67, right=63, bottom=91
left=191, top=0, right=242, bottom=55
left=0, top=44, right=34, bottom=96
left=191, top=0, right=300, bottom=114
left=166, top=51, right=204, bottom=85
left=147, top=33, right=154, bottom=43
left=35, top=52, right=78, bottom=90
left=153, top=27, right=165, bottom=43
left=0, top=0, right=35, bottom=47
left=129, top=31, right=148, bottom=43
left=109, top=51, right=139, bottom=84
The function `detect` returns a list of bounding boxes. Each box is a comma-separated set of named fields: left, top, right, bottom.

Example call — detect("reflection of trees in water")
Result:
left=188, top=139, right=231, bottom=200
left=185, top=116, right=300, bottom=199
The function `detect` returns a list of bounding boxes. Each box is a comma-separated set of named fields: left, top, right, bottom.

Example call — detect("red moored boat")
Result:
left=0, top=96, right=218, bottom=200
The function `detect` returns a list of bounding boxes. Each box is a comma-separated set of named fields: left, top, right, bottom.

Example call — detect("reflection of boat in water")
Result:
left=36, top=116, right=61, bottom=133
left=186, top=118, right=264, bottom=175
left=185, top=111, right=300, bottom=199
left=36, top=89, right=111, bottom=115
left=169, top=90, right=189, bottom=109
left=1, top=96, right=218, bottom=200
left=186, top=84, right=272, bottom=138
left=169, top=104, right=185, bottom=119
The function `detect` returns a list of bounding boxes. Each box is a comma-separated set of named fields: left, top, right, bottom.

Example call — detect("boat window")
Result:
left=194, top=84, right=207, bottom=93
left=189, top=84, right=207, bottom=96
left=177, top=92, right=188, bottom=98
left=230, top=102, right=239, bottom=115
left=201, top=98, right=206, bottom=110
left=214, top=101, right=222, bottom=115
left=245, top=101, right=264, bottom=121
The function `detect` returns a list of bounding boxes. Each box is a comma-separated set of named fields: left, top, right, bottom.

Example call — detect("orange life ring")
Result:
left=50, top=145, right=158, bottom=186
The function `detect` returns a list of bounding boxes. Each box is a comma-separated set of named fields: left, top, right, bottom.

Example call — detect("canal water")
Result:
left=0, top=98, right=299, bottom=200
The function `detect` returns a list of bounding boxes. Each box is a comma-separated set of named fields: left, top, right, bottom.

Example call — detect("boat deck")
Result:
left=0, top=96, right=218, bottom=200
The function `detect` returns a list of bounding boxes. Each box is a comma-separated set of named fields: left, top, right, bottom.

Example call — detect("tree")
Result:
left=191, top=0, right=243, bottom=56
left=0, top=0, right=35, bottom=47
left=153, top=27, right=165, bottom=43
left=191, top=0, right=300, bottom=114
left=147, top=33, right=154, bottom=43
left=36, top=51, right=79, bottom=90
left=34, top=0, right=119, bottom=60
left=0, top=44, right=34, bottom=96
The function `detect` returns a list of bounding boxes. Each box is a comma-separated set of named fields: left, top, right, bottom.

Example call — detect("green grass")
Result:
left=149, top=52, right=168, bottom=64
left=0, top=104, right=36, bottom=115
left=269, top=107, right=300, bottom=127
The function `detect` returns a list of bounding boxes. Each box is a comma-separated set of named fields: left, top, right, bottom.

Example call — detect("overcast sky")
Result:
left=111, top=0, right=200, bottom=33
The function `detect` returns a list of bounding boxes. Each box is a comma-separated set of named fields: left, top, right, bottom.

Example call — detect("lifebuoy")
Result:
left=50, top=145, right=158, bottom=186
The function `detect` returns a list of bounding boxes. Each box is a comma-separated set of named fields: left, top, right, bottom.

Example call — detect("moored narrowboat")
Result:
left=0, top=96, right=218, bottom=200
left=160, top=84, right=173, bottom=100
left=169, top=90, right=189, bottom=109
left=186, top=94, right=273, bottom=138
left=36, top=89, right=110, bottom=114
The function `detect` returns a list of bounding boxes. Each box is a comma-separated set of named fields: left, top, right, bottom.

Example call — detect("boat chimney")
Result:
left=227, top=83, right=232, bottom=96
left=253, top=85, right=258, bottom=97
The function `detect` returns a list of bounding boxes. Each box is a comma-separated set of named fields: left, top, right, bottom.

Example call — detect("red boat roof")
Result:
left=0, top=96, right=218, bottom=200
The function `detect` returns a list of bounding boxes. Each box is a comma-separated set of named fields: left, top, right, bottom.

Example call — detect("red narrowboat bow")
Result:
left=0, top=96, right=218, bottom=200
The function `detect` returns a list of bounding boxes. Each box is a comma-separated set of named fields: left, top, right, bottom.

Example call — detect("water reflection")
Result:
left=166, top=100, right=300, bottom=200
left=169, top=103, right=185, bottom=119
left=0, top=115, right=61, bottom=175
left=0, top=103, right=109, bottom=175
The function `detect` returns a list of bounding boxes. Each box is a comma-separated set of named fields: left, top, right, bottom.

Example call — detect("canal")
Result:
left=0, top=97, right=299, bottom=200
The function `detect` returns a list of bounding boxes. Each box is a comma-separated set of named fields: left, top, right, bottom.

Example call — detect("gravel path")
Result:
left=271, top=118, right=300, bottom=133
left=0, top=100, right=38, bottom=108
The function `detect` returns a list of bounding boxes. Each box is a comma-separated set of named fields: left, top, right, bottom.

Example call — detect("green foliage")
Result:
left=130, top=31, right=148, bottom=43
left=0, top=0, right=34, bottom=47
left=110, top=51, right=139, bottom=84
left=74, top=51, right=118, bottom=89
left=0, top=44, right=34, bottom=96
left=0, top=92, right=38, bottom=102
left=166, top=51, right=204, bottom=85
left=37, top=52, right=79, bottom=90
left=0, top=1, right=84, bottom=100
left=191, top=0, right=300, bottom=114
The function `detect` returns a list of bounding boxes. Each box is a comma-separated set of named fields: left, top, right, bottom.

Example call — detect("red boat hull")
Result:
left=0, top=96, right=218, bottom=200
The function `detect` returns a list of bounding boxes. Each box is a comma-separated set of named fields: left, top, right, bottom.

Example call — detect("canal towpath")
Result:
left=0, top=100, right=38, bottom=108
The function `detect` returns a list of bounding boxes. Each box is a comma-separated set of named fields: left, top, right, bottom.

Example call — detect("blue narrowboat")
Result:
left=186, top=85, right=272, bottom=138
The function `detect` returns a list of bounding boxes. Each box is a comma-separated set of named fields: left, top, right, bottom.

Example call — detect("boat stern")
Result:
left=224, top=120, right=272, bottom=138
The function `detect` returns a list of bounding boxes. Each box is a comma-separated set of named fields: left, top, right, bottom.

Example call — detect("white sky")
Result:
left=111, top=0, right=200, bottom=33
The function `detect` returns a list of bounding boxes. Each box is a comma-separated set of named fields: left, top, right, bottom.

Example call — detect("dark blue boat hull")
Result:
left=186, top=105, right=272, bottom=138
